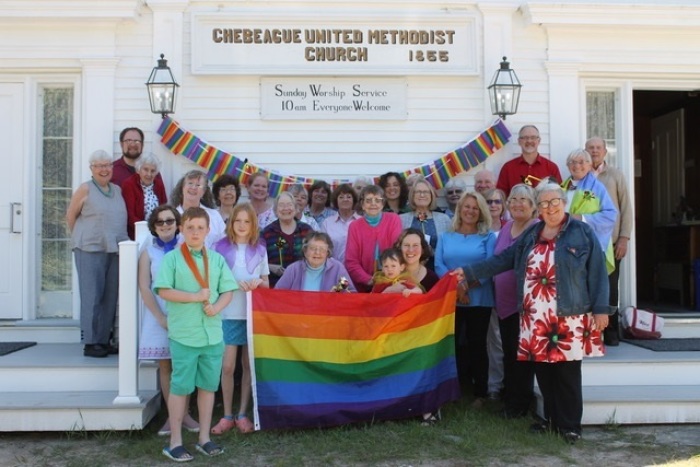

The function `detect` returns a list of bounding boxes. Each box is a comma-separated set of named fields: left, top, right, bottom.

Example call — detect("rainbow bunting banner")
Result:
left=157, top=117, right=511, bottom=192
left=247, top=276, right=460, bottom=431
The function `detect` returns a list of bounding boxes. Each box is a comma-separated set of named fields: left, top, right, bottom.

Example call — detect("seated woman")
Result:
left=169, top=169, right=226, bottom=248
left=276, top=232, right=356, bottom=292
left=121, top=153, right=167, bottom=240
left=262, top=192, right=314, bottom=287
left=212, top=174, right=240, bottom=224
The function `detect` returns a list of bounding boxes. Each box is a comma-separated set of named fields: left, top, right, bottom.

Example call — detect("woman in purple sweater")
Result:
left=344, top=185, right=402, bottom=292
left=494, top=183, right=539, bottom=419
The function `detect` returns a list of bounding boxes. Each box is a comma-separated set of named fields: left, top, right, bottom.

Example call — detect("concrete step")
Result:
left=0, top=319, right=80, bottom=343
left=0, top=343, right=158, bottom=392
left=581, top=385, right=700, bottom=425
left=581, top=342, right=700, bottom=386
left=0, top=390, right=162, bottom=431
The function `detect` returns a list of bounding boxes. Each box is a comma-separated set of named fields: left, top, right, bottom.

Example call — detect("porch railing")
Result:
left=113, top=221, right=150, bottom=405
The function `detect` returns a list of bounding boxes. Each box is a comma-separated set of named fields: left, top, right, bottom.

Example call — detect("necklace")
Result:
left=91, top=178, right=113, bottom=197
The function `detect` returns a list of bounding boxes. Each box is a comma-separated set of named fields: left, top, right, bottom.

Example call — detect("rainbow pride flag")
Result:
left=247, top=276, right=460, bottom=431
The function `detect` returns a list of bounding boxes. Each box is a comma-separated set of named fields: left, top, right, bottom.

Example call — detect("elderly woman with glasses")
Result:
left=66, top=150, right=128, bottom=358
left=399, top=180, right=451, bottom=270
left=121, top=153, right=168, bottom=240
left=561, top=148, right=617, bottom=274
left=345, top=185, right=402, bottom=292
left=454, top=182, right=609, bottom=443
left=286, top=184, right=321, bottom=231
left=276, top=232, right=356, bottom=292
left=261, top=192, right=314, bottom=287
left=483, top=188, right=508, bottom=234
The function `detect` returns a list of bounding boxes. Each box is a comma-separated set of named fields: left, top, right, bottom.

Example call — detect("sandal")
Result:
left=162, top=445, right=194, bottom=463
left=195, top=441, right=224, bottom=457
left=235, top=415, right=254, bottom=434
left=420, top=409, right=442, bottom=427
left=211, top=417, right=236, bottom=435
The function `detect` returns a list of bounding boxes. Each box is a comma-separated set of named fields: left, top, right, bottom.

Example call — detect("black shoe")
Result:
left=529, top=421, right=551, bottom=434
left=603, top=327, right=620, bottom=346
left=107, top=344, right=119, bottom=355
left=559, top=430, right=581, bottom=444
left=84, top=344, right=109, bottom=358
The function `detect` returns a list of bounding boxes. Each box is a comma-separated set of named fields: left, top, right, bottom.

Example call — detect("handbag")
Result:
left=621, top=306, right=664, bottom=339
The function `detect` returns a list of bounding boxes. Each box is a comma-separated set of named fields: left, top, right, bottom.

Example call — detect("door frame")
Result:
left=581, top=77, right=699, bottom=310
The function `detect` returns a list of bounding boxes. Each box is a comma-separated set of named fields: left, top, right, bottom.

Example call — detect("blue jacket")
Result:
left=463, top=215, right=610, bottom=317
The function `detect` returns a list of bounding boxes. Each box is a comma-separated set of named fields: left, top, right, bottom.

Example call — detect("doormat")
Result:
left=623, top=338, right=700, bottom=352
left=0, top=341, right=37, bottom=356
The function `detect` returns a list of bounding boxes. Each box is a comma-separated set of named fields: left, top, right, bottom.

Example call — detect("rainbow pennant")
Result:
left=248, top=276, right=460, bottom=430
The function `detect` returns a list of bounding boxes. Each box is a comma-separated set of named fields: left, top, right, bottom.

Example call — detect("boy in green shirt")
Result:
left=155, top=207, right=237, bottom=462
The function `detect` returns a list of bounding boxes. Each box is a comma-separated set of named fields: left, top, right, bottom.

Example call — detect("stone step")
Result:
left=0, top=390, right=161, bottom=431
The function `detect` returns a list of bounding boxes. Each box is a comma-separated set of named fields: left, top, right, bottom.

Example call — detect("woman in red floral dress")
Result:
left=453, top=182, right=610, bottom=443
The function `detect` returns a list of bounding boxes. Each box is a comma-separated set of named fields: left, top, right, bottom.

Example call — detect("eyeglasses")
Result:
left=307, top=245, right=329, bottom=254
left=537, top=198, right=564, bottom=209
left=122, top=139, right=142, bottom=145
left=363, top=197, right=384, bottom=205
left=446, top=190, right=463, bottom=195
left=154, top=218, right=177, bottom=226
left=414, top=190, right=431, bottom=197
left=486, top=199, right=503, bottom=205
left=91, top=163, right=113, bottom=170
left=567, top=159, right=588, bottom=166
left=518, top=136, right=540, bottom=142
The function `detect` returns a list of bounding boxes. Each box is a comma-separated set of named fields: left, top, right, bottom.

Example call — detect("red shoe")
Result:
left=235, top=415, right=254, bottom=434
left=210, top=417, right=235, bottom=435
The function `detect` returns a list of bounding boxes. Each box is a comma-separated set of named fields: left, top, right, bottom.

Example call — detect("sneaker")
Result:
left=157, top=420, right=171, bottom=436
left=560, top=431, right=581, bottom=444
left=235, top=415, right=254, bottom=434
left=210, top=417, right=235, bottom=435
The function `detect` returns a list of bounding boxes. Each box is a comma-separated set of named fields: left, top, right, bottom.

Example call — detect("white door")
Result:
left=651, top=109, right=685, bottom=226
left=0, top=83, right=25, bottom=319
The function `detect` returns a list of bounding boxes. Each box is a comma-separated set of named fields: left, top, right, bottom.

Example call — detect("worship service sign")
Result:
left=260, top=78, right=407, bottom=120
left=191, top=9, right=478, bottom=75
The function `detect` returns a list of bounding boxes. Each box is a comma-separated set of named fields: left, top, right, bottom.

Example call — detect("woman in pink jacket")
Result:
left=344, top=185, right=402, bottom=292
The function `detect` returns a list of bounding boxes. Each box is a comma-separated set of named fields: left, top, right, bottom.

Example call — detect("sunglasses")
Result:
left=486, top=199, right=503, bottom=205
left=155, top=218, right=177, bottom=227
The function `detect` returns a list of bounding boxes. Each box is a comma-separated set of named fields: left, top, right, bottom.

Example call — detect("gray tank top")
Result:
left=71, top=181, right=128, bottom=253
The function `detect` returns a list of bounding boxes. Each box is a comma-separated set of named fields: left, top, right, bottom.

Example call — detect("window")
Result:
left=40, top=87, right=74, bottom=313
left=586, top=91, right=617, bottom=166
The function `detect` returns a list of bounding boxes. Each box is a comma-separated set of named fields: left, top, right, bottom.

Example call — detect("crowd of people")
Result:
left=65, top=124, right=633, bottom=461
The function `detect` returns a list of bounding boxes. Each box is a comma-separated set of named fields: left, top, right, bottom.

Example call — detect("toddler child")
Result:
left=371, top=248, right=423, bottom=296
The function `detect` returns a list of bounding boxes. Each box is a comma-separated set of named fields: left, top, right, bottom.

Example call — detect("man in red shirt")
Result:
left=111, top=127, right=165, bottom=189
left=496, top=125, right=562, bottom=196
